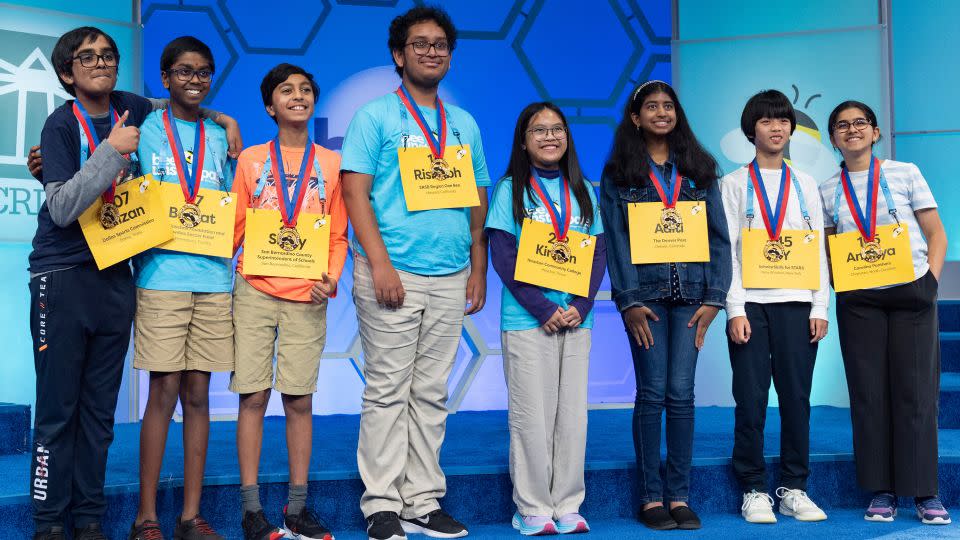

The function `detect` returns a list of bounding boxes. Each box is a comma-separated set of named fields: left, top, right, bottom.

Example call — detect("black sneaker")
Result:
left=76, top=523, right=109, bottom=540
left=241, top=510, right=285, bottom=540
left=638, top=505, right=677, bottom=530
left=670, top=505, right=702, bottom=530
left=129, top=520, right=164, bottom=540
left=366, top=511, right=405, bottom=540
left=33, top=526, right=65, bottom=540
left=282, top=504, right=334, bottom=540
left=400, top=509, right=468, bottom=538
left=174, top=515, right=224, bottom=540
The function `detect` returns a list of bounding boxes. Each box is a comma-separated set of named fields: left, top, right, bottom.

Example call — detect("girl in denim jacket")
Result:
left=599, top=80, right=731, bottom=530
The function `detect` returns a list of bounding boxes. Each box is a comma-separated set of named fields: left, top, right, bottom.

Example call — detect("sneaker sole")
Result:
left=367, top=535, right=405, bottom=540
left=512, top=515, right=559, bottom=536
left=865, top=508, right=896, bottom=522
left=284, top=526, right=334, bottom=540
left=779, top=507, right=827, bottom=522
left=743, top=513, right=777, bottom=524
left=400, top=522, right=467, bottom=538
left=918, top=512, right=952, bottom=525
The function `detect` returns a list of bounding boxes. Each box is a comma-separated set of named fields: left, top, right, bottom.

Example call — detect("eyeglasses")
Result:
left=833, top=118, right=872, bottom=133
left=167, top=68, right=214, bottom=83
left=405, top=40, right=451, bottom=57
left=72, top=51, right=118, bottom=68
left=527, top=126, right=567, bottom=140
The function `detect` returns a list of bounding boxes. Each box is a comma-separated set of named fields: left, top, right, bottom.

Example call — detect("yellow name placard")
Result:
left=397, top=144, right=480, bottom=211
left=628, top=201, right=709, bottom=264
left=828, top=223, right=915, bottom=292
left=156, top=182, right=236, bottom=258
left=514, top=218, right=595, bottom=297
left=79, top=174, right=174, bottom=269
left=242, top=209, right=329, bottom=280
left=741, top=228, right=820, bottom=290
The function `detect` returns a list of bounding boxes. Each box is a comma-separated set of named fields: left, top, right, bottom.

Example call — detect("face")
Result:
left=752, top=117, right=792, bottom=154
left=61, top=34, right=118, bottom=99
left=161, top=52, right=212, bottom=110
left=393, top=20, right=451, bottom=87
left=631, top=91, right=676, bottom=137
left=830, top=107, right=880, bottom=155
left=266, top=73, right=315, bottom=125
left=523, top=108, right=568, bottom=170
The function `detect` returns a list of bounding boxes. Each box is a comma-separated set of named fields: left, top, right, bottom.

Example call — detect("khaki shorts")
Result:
left=134, top=288, right=234, bottom=373
left=229, top=275, right=327, bottom=395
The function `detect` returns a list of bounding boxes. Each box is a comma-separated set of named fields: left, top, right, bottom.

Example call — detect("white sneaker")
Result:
left=742, top=490, right=777, bottom=524
left=776, top=487, right=828, bottom=522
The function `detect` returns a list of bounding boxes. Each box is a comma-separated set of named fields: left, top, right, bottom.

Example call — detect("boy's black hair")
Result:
left=260, top=63, right=319, bottom=123
left=740, top=89, right=797, bottom=144
left=388, top=5, right=458, bottom=76
left=160, top=36, right=215, bottom=73
left=51, top=26, right=120, bottom=97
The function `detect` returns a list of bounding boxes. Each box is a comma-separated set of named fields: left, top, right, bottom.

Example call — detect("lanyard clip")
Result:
left=746, top=215, right=753, bottom=231
left=804, top=216, right=813, bottom=231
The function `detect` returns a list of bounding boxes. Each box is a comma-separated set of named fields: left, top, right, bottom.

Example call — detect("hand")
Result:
left=372, top=262, right=405, bottom=309
left=809, top=318, right=828, bottom=343
left=560, top=305, right=582, bottom=328
left=727, top=316, right=751, bottom=345
left=464, top=270, right=486, bottom=315
left=624, top=306, right=659, bottom=349
left=542, top=307, right=566, bottom=334
left=27, top=145, right=42, bottom=181
left=105, top=110, right=139, bottom=155
left=309, top=272, right=337, bottom=303
left=218, top=114, right=243, bottom=158
left=688, top=304, right=720, bottom=350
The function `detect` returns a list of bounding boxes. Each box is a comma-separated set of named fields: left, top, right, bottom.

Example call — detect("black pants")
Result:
left=728, top=302, right=818, bottom=492
left=29, top=263, right=135, bottom=530
left=836, top=271, right=940, bottom=497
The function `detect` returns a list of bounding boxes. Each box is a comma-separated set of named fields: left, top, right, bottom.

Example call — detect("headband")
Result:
left=631, top=80, right=671, bottom=103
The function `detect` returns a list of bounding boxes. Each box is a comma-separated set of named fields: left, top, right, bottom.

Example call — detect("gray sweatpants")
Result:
left=353, top=254, right=469, bottom=519
left=502, top=327, right=590, bottom=518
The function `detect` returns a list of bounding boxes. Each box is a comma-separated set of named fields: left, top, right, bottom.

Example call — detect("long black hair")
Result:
left=602, top=81, right=720, bottom=189
left=503, top=102, right=594, bottom=227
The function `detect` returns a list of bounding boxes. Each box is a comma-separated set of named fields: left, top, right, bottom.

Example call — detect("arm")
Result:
left=569, top=234, right=607, bottom=318
left=487, top=228, right=559, bottom=325
left=809, top=180, right=830, bottom=321
left=703, top=179, right=732, bottom=307
left=326, top=177, right=350, bottom=283
left=231, top=156, right=251, bottom=253
left=598, top=174, right=642, bottom=312
left=917, top=208, right=947, bottom=280
left=465, top=188, right=488, bottom=314
left=721, top=176, right=747, bottom=320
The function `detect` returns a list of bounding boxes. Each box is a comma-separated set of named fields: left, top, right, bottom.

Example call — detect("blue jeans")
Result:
left=627, top=302, right=700, bottom=504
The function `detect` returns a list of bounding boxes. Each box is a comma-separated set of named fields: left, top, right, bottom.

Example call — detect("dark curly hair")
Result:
left=387, top=5, right=457, bottom=76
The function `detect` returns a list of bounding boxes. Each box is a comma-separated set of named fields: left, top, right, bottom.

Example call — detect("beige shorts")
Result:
left=229, top=275, right=327, bottom=396
left=134, top=288, right=234, bottom=373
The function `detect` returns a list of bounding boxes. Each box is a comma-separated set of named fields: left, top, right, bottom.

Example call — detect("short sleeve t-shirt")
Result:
left=339, top=92, right=491, bottom=276
left=820, top=159, right=937, bottom=286
left=132, top=110, right=234, bottom=292
left=485, top=175, right=603, bottom=331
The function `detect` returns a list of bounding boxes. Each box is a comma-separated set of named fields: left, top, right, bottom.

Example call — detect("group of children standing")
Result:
left=25, top=5, right=948, bottom=540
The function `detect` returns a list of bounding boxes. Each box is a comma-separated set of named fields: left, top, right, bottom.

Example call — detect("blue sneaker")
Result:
left=864, top=492, right=896, bottom=522
left=511, top=512, right=557, bottom=536
left=916, top=496, right=951, bottom=525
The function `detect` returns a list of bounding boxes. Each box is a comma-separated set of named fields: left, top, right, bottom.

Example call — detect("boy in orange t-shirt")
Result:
left=229, top=63, right=347, bottom=540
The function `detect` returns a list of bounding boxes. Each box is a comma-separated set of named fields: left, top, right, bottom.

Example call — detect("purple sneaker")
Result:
left=916, top=497, right=951, bottom=525
left=864, top=492, right=896, bottom=522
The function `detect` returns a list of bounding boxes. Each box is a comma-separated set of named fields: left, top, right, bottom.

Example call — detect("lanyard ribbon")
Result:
left=269, top=137, right=316, bottom=228
left=836, top=156, right=897, bottom=242
left=162, top=108, right=205, bottom=204
left=73, top=101, right=122, bottom=204
left=396, top=85, right=446, bottom=159
left=647, top=159, right=681, bottom=208
left=529, top=169, right=571, bottom=241
left=746, top=161, right=811, bottom=232
left=746, top=160, right=795, bottom=240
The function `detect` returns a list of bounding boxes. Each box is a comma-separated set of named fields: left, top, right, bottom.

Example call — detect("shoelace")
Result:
left=776, top=487, right=815, bottom=509
left=919, top=498, right=946, bottom=511
left=741, top=491, right=774, bottom=512
left=869, top=493, right=895, bottom=509
left=140, top=528, right=163, bottom=540
left=189, top=516, right=216, bottom=535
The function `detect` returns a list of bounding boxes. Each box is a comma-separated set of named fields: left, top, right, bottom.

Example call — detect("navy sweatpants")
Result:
left=28, top=262, right=135, bottom=531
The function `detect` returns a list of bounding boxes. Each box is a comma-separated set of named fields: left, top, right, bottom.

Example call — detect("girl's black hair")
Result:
left=503, top=102, right=593, bottom=227
left=259, top=63, right=319, bottom=123
left=388, top=5, right=458, bottom=76
left=160, top=36, right=215, bottom=73
left=740, top=89, right=797, bottom=143
left=602, top=81, right=720, bottom=189
left=51, top=26, right=120, bottom=97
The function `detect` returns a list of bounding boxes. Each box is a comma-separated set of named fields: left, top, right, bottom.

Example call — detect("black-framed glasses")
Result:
left=833, top=118, right=872, bottom=133
left=405, top=40, right=451, bottom=57
left=72, top=51, right=118, bottom=68
left=167, top=68, right=214, bottom=83
left=527, top=126, right=567, bottom=140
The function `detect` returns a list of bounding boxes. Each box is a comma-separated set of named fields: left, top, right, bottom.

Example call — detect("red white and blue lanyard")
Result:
left=647, top=158, right=681, bottom=209
left=529, top=168, right=571, bottom=241
left=834, top=156, right=898, bottom=242
left=746, top=159, right=810, bottom=239
left=162, top=107, right=205, bottom=204
left=73, top=100, right=131, bottom=204
left=396, top=84, right=446, bottom=159
left=252, top=138, right=326, bottom=223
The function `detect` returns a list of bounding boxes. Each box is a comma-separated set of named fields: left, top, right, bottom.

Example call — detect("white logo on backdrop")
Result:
left=0, top=47, right=71, bottom=166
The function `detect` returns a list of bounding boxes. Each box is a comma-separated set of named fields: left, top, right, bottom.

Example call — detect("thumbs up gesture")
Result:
left=106, top=110, right=139, bottom=155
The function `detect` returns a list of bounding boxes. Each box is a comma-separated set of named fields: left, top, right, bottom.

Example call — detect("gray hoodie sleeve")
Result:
left=44, top=141, right=129, bottom=227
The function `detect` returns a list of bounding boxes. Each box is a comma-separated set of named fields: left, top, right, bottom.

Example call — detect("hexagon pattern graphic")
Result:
left=140, top=0, right=671, bottom=417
